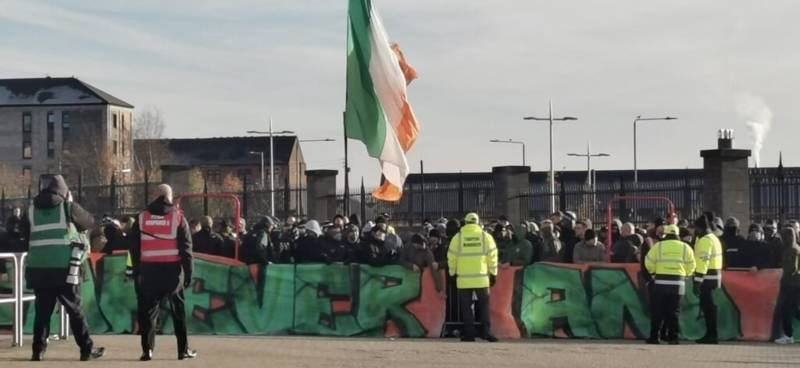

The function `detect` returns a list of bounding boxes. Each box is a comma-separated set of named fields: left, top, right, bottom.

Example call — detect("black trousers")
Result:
left=650, top=289, right=681, bottom=342
left=780, top=284, right=800, bottom=338
left=33, top=285, right=93, bottom=354
left=458, top=288, right=491, bottom=339
left=137, top=287, right=188, bottom=353
left=699, top=285, right=718, bottom=339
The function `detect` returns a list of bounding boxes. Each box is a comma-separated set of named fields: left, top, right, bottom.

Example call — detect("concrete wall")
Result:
left=492, top=166, right=531, bottom=225
left=306, top=169, right=337, bottom=221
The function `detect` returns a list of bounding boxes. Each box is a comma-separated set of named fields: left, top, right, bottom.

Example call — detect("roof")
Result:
left=0, top=77, right=133, bottom=108
left=135, top=136, right=299, bottom=168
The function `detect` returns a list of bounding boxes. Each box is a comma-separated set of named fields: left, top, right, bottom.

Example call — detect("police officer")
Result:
left=447, top=213, right=499, bottom=342
left=645, top=224, right=696, bottom=345
left=693, top=213, right=723, bottom=344
left=23, top=175, right=105, bottom=361
left=130, top=184, right=196, bottom=361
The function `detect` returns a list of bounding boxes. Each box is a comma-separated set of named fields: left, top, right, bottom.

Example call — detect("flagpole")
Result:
left=343, top=111, right=350, bottom=216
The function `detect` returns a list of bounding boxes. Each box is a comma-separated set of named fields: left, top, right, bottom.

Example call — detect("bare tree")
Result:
left=133, top=107, right=166, bottom=140
left=132, top=107, right=171, bottom=182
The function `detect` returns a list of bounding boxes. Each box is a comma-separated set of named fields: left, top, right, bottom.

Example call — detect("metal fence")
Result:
left=5, top=167, right=800, bottom=226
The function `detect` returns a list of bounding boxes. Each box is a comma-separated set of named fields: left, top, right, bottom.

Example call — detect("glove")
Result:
left=489, top=274, right=497, bottom=287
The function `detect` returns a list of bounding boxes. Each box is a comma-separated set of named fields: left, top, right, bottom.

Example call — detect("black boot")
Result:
left=80, top=347, right=105, bottom=361
left=31, top=347, right=46, bottom=361
left=140, top=350, right=153, bottom=361
left=696, top=336, right=719, bottom=345
left=178, top=349, right=197, bottom=360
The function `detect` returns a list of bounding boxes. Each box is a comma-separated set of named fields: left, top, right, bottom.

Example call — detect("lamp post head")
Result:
left=562, top=116, right=578, bottom=121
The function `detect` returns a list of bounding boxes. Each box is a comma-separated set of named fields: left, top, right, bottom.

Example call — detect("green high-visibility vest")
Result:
left=26, top=202, right=77, bottom=270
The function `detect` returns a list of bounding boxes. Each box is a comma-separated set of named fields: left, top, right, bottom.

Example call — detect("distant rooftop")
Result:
left=0, top=77, right=133, bottom=108
left=135, top=136, right=299, bottom=167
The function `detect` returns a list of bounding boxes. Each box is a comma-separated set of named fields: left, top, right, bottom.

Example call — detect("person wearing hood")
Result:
left=398, top=233, right=444, bottom=292
left=130, top=184, right=196, bottom=361
left=720, top=217, right=753, bottom=269
left=294, top=220, right=325, bottom=263
left=320, top=223, right=352, bottom=263
left=239, top=216, right=275, bottom=265
left=498, top=225, right=533, bottom=267
left=775, top=227, right=800, bottom=344
left=522, top=222, right=544, bottom=264
left=538, top=221, right=563, bottom=262
left=357, top=222, right=395, bottom=266
left=427, top=228, right=448, bottom=264
left=559, top=212, right=580, bottom=263
left=22, top=175, right=104, bottom=361
left=692, top=213, right=724, bottom=345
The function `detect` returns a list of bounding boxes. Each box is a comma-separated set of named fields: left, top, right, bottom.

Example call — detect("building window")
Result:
left=121, top=140, right=126, bottom=157
left=47, top=112, right=55, bottom=158
left=112, top=113, right=118, bottom=129
left=23, top=142, right=32, bottom=159
left=22, top=112, right=32, bottom=159
left=62, top=111, right=71, bottom=129
left=205, top=169, right=222, bottom=187
left=22, top=112, right=32, bottom=132
left=22, top=166, right=31, bottom=178
left=112, top=140, right=118, bottom=156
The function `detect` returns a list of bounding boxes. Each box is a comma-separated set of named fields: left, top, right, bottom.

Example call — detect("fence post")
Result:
left=683, top=169, right=692, bottom=220
left=458, top=171, right=464, bottom=215
left=617, top=175, right=626, bottom=222
left=558, top=175, right=566, bottom=212
left=242, top=175, right=249, bottom=218
left=360, top=178, right=366, bottom=224
left=420, top=160, right=426, bottom=222
left=27, top=185, right=31, bottom=200
left=203, top=178, right=209, bottom=216
left=1, top=188, right=5, bottom=221
left=407, top=179, right=414, bottom=226
left=284, top=174, right=290, bottom=219
left=110, top=174, right=117, bottom=216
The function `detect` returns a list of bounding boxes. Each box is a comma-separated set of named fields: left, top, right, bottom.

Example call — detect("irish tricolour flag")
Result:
left=345, top=0, right=420, bottom=202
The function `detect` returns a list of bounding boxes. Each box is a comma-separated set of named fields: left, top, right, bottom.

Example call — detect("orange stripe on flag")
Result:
left=373, top=43, right=419, bottom=203
left=373, top=181, right=403, bottom=202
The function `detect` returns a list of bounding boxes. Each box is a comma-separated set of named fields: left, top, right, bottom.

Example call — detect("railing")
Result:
left=0, top=252, right=33, bottom=346
left=0, top=252, right=70, bottom=347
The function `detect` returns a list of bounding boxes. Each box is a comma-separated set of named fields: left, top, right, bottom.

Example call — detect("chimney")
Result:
left=717, top=129, right=734, bottom=149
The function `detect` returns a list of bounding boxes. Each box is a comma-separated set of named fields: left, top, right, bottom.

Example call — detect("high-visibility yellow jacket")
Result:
left=447, top=224, right=498, bottom=289
left=645, top=238, right=696, bottom=295
left=693, top=233, right=723, bottom=288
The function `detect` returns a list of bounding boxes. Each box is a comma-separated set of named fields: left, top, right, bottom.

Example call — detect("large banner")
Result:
left=1, top=256, right=797, bottom=340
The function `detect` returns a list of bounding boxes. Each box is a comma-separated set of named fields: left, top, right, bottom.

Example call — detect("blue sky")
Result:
left=1, top=0, right=798, bottom=187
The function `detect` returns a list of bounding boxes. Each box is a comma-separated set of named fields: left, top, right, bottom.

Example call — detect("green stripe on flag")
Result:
left=345, top=0, right=387, bottom=159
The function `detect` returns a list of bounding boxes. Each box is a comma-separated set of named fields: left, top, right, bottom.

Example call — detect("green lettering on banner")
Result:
left=96, top=255, right=137, bottom=333
left=293, top=263, right=356, bottom=335
left=588, top=268, right=649, bottom=338
left=679, top=283, right=741, bottom=340
left=520, top=264, right=598, bottom=338
left=357, top=265, right=425, bottom=337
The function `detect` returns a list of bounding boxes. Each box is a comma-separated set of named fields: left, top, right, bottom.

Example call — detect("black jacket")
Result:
left=130, top=197, right=193, bottom=294
left=239, top=228, right=272, bottom=265
left=192, top=228, right=224, bottom=256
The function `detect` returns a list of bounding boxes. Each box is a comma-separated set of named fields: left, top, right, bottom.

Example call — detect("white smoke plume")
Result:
left=737, top=92, right=773, bottom=167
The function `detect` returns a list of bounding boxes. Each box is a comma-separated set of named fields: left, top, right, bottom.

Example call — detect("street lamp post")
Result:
left=489, top=139, right=526, bottom=166
left=567, top=142, right=610, bottom=219
left=246, top=118, right=294, bottom=217
left=248, top=151, right=265, bottom=189
left=523, top=100, right=577, bottom=213
left=633, top=116, right=677, bottom=184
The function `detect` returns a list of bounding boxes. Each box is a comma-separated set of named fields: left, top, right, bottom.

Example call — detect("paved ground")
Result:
left=1, top=335, right=798, bottom=368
